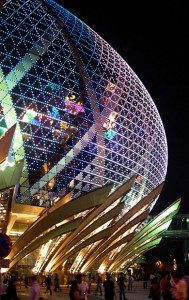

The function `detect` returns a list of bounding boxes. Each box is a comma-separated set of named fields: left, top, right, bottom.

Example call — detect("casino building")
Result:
left=0, top=0, right=181, bottom=276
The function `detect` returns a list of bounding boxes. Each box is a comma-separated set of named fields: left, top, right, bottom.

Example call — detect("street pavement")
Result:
left=17, top=281, right=150, bottom=300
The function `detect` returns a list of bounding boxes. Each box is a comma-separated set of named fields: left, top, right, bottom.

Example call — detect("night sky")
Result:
left=56, top=0, right=188, bottom=214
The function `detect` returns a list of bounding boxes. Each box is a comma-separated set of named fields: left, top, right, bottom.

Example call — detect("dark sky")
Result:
left=56, top=0, right=188, bottom=214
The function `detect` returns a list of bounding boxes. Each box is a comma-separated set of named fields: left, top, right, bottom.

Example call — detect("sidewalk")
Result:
left=17, top=281, right=150, bottom=300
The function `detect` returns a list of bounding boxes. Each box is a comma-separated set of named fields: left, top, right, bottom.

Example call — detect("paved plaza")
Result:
left=17, top=281, right=150, bottom=300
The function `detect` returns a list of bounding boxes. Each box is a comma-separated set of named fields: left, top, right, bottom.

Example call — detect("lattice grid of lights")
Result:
left=0, top=0, right=167, bottom=214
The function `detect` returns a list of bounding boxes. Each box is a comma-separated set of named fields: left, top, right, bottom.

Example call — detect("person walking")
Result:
left=117, top=273, right=127, bottom=300
left=24, top=275, right=29, bottom=288
left=183, top=269, right=189, bottom=300
left=103, top=275, right=117, bottom=300
left=149, top=277, right=161, bottom=300
left=170, top=271, right=188, bottom=300
left=45, top=274, right=52, bottom=295
left=69, top=274, right=86, bottom=300
left=127, top=275, right=133, bottom=291
left=67, top=273, right=73, bottom=288
left=95, top=274, right=103, bottom=296
left=29, top=275, right=41, bottom=300
left=88, top=274, right=92, bottom=294
left=160, top=272, right=172, bottom=300
left=6, top=276, right=18, bottom=300
left=150, top=273, right=155, bottom=283
left=0, top=278, right=8, bottom=300
left=78, top=274, right=89, bottom=300
left=142, top=273, right=149, bottom=289
left=54, top=273, right=60, bottom=292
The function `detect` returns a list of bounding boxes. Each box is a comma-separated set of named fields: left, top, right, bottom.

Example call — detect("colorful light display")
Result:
left=0, top=0, right=167, bottom=213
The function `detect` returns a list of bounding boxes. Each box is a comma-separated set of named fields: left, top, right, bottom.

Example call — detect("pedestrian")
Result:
left=78, top=274, right=89, bottom=299
left=6, top=276, right=19, bottom=300
left=69, top=275, right=86, bottom=300
left=54, top=273, right=60, bottom=292
left=183, top=269, right=189, bottom=300
left=29, top=275, right=41, bottom=300
left=128, top=275, right=133, bottom=291
left=148, top=277, right=161, bottom=300
left=44, top=274, right=52, bottom=295
left=150, top=273, right=155, bottom=283
left=24, top=275, right=29, bottom=288
left=95, top=274, right=103, bottom=296
left=142, top=273, right=149, bottom=289
left=160, top=272, right=172, bottom=300
left=88, top=274, right=92, bottom=294
left=103, top=275, right=117, bottom=300
left=0, top=278, right=8, bottom=300
left=117, top=273, right=127, bottom=300
left=170, top=271, right=188, bottom=300
left=67, top=273, right=73, bottom=288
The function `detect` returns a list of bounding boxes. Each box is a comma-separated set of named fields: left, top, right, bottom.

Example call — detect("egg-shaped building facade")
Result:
left=0, top=0, right=167, bottom=211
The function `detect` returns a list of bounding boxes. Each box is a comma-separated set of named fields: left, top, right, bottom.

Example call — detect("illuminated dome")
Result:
left=0, top=0, right=168, bottom=212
